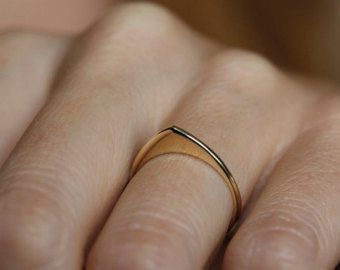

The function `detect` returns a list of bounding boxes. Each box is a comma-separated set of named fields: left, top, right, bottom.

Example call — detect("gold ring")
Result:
left=131, top=126, right=242, bottom=229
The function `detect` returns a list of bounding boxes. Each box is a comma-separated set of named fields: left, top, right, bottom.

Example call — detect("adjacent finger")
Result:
left=0, top=31, right=70, bottom=166
left=224, top=99, right=340, bottom=269
left=0, top=3, right=213, bottom=269
left=87, top=51, right=313, bottom=269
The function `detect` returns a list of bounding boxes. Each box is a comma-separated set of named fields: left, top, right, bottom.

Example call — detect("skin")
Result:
left=0, top=2, right=339, bottom=270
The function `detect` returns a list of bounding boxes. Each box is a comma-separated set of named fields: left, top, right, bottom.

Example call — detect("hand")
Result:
left=0, top=3, right=339, bottom=269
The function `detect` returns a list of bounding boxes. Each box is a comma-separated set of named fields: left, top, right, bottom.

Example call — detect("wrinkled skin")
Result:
left=0, top=3, right=339, bottom=270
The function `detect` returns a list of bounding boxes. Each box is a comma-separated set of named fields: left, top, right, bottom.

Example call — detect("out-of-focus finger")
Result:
left=0, top=32, right=70, bottom=166
left=224, top=99, right=340, bottom=270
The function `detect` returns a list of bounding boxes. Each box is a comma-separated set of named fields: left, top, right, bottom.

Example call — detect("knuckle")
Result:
left=75, top=1, right=196, bottom=86
left=87, top=195, right=206, bottom=270
left=205, top=49, right=279, bottom=98
left=88, top=244, right=169, bottom=270
left=227, top=210, right=322, bottom=269
left=0, top=185, right=69, bottom=268
left=87, top=219, right=194, bottom=270
left=95, top=2, right=179, bottom=46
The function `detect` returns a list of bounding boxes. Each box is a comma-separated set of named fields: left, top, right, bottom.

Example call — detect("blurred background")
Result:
left=0, top=0, right=339, bottom=82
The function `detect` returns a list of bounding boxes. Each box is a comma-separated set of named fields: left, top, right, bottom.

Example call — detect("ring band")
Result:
left=131, top=126, right=242, bottom=229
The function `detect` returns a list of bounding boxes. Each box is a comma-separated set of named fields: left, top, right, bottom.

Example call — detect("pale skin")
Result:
left=0, top=3, right=340, bottom=270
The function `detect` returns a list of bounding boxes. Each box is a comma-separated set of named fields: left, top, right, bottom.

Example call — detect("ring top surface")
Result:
left=131, top=126, right=242, bottom=229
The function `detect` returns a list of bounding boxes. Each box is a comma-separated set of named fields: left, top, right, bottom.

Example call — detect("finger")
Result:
left=0, top=3, right=213, bottom=269
left=224, top=99, right=340, bottom=269
left=0, top=31, right=70, bottom=166
left=87, top=51, right=313, bottom=269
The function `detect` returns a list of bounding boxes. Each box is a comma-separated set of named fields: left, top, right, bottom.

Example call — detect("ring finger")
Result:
left=87, top=52, right=313, bottom=269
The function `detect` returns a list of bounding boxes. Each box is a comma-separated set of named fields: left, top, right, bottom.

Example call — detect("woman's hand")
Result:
left=0, top=3, right=339, bottom=269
